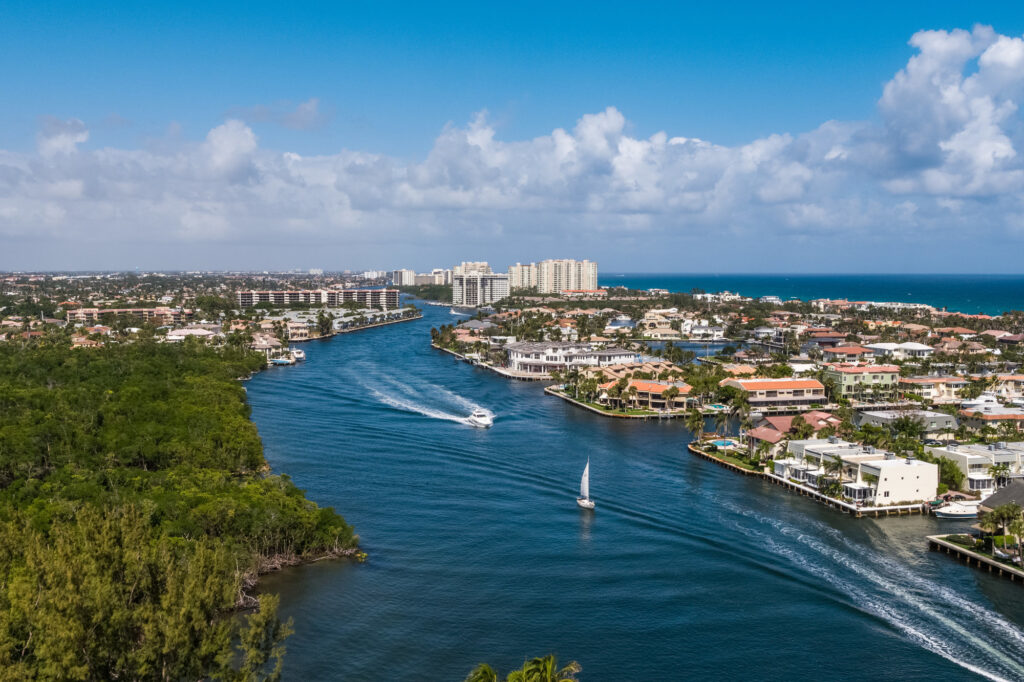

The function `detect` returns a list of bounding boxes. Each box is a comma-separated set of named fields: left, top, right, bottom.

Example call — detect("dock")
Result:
left=928, top=534, right=1024, bottom=584
left=431, top=344, right=548, bottom=381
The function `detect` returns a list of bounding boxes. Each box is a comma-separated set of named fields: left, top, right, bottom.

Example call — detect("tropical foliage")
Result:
left=0, top=339, right=357, bottom=679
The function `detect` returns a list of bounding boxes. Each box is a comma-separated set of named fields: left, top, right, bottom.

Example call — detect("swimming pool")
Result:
left=711, top=439, right=736, bottom=448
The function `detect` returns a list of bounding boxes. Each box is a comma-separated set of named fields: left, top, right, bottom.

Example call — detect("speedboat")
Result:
left=466, top=409, right=493, bottom=428
left=290, top=348, right=306, bottom=361
left=933, top=501, right=980, bottom=519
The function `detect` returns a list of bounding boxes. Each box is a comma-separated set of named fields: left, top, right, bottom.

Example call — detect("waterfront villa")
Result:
left=718, top=377, right=827, bottom=410
left=898, top=375, right=968, bottom=403
left=780, top=438, right=938, bottom=505
left=924, top=442, right=1024, bottom=498
left=864, top=341, right=935, bottom=360
left=822, top=364, right=900, bottom=402
left=506, top=341, right=638, bottom=376
left=597, top=379, right=692, bottom=411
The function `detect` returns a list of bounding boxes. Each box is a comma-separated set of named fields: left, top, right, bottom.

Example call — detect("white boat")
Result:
left=466, top=409, right=493, bottom=428
left=933, top=501, right=980, bottom=519
left=577, top=459, right=595, bottom=509
left=290, top=348, right=306, bottom=361
left=961, top=392, right=1000, bottom=411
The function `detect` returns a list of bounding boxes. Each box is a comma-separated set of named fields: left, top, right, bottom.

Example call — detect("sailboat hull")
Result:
left=576, top=497, right=595, bottom=510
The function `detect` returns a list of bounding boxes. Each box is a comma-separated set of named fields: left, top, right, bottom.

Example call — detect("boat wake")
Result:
left=718, top=504, right=1024, bottom=682
left=361, top=376, right=493, bottom=427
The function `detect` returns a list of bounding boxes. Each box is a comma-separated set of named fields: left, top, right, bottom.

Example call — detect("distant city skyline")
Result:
left=3, top=3, right=1024, bottom=272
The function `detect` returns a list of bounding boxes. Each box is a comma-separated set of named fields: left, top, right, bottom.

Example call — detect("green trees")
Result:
left=465, top=655, right=581, bottom=682
left=0, top=341, right=357, bottom=678
left=685, top=409, right=705, bottom=440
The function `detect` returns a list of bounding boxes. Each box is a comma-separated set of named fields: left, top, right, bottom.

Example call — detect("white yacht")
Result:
left=577, top=459, right=595, bottom=510
left=466, top=409, right=493, bottom=428
left=933, top=501, right=980, bottom=519
left=961, top=392, right=1000, bottom=411
left=290, top=348, right=306, bottom=361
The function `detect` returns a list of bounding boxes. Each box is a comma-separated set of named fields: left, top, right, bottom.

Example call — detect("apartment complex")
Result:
left=390, top=269, right=416, bottom=286
left=718, top=377, right=827, bottom=409
left=453, top=261, right=491, bottom=275
left=236, top=289, right=400, bottom=310
left=925, top=442, right=1024, bottom=497
left=452, top=273, right=509, bottom=307
left=66, top=307, right=193, bottom=326
left=507, top=259, right=598, bottom=294
left=822, top=364, right=900, bottom=401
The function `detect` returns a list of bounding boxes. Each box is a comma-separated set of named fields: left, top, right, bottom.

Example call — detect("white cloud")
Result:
left=3, top=26, right=1024, bottom=268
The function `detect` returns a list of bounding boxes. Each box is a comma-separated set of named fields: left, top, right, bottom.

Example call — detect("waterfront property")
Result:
left=925, top=442, right=1024, bottom=497
left=66, top=306, right=193, bottom=326
left=505, top=341, right=638, bottom=376
left=595, top=378, right=692, bottom=411
left=236, top=288, right=400, bottom=310
left=718, top=377, right=827, bottom=411
left=958, top=404, right=1024, bottom=433
left=780, top=437, right=938, bottom=505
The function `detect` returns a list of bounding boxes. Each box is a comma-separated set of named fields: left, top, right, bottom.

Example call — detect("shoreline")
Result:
left=686, top=442, right=930, bottom=518
left=289, top=312, right=422, bottom=343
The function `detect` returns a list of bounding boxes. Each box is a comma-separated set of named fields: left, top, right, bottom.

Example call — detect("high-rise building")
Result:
left=508, top=262, right=538, bottom=289
left=390, top=269, right=417, bottom=286
left=452, top=261, right=491, bottom=275
left=511, top=259, right=598, bottom=294
left=452, top=273, right=509, bottom=307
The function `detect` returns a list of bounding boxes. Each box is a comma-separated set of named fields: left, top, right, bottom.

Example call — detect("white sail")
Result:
left=580, top=459, right=590, bottom=500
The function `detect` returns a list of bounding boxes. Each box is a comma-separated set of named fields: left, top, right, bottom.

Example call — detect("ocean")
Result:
left=601, top=273, right=1024, bottom=316
left=247, top=304, right=1024, bottom=681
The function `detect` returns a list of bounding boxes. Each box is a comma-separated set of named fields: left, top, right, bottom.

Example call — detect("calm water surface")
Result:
left=250, top=305, right=1024, bottom=681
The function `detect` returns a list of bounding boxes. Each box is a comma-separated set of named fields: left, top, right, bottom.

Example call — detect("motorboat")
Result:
left=961, top=392, right=1001, bottom=411
left=933, top=501, right=980, bottom=519
left=290, top=348, right=306, bottom=361
left=270, top=356, right=295, bottom=366
left=577, top=458, right=595, bottom=510
left=466, top=409, right=493, bottom=428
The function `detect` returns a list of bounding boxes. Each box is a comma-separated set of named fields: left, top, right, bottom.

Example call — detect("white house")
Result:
left=506, top=342, right=638, bottom=376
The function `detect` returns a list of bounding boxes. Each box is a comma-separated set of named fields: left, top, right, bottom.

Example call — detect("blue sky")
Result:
left=3, top=2, right=1024, bottom=271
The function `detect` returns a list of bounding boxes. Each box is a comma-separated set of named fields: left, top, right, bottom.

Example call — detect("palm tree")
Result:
left=663, top=385, right=680, bottom=411
left=1009, top=517, right=1024, bottom=568
left=685, top=409, right=706, bottom=441
left=988, top=463, right=1011, bottom=490
left=506, top=655, right=581, bottom=682
left=713, top=409, right=730, bottom=437
left=465, top=663, right=500, bottom=682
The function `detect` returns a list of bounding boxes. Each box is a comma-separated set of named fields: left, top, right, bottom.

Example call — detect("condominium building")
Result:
left=508, top=262, right=538, bottom=289
left=452, top=273, right=509, bottom=307
left=236, top=289, right=400, bottom=310
left=537, top=259, right=598, bottom=294
left=453, top=261, right=491, bottom=275
left=898, top=375, right=969, bottom=403
left=925, top=442, right=1024, bottom=497
left=66, top=307, right=193, bottom=326
left=822, top=364, right=900, bottom=401
left=718, top=377, right=827, bottom=409
left=390, top=269, right=416, bottom=286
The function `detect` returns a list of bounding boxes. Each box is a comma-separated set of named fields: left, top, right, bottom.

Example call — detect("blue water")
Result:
left=249, top=305, right=1024, bottom=681
left=602, top=273, right=1024, bottom=315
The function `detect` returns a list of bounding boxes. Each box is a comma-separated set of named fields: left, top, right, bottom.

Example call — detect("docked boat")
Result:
left=933, top=501, right=980, bottom=519
left=466, top=409, right=493, bottom=428
left=577, top=459, right=595, bottom=510
left=961, top=392, right=1001, bottom=411
left=290, top=348, right=306, bottom=361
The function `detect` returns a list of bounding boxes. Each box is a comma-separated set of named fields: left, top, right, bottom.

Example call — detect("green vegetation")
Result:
left=0, top=339, right=358, bottom=679
left=465, top=654, right=581, bottom=682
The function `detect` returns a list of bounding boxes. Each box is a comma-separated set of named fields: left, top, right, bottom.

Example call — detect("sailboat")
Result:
left=577, top=459, right=595, bottom=509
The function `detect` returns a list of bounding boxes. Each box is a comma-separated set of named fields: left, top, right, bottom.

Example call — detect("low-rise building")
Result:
left=823, top=364, right=900, bottom=402
left=719, top=377, right=827, bottom=410
left=779, top=438, right=938, bottom=504
left=898, top=375, right=968, bottom=403
left=958, top=405, right=1024, bottom=433
left=855, top=410, right=958, bottom=438
left=925, top=442, right=1024, bottom=497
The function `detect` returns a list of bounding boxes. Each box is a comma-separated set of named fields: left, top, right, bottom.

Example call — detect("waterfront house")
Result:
left=822, top=364, right=900, bottom=403
left=864, top=342, right=935, bottom=360
left=597, top=379, right=692, bottom=411
left=506, top=342, right=638, bottom=376
left=979, top=480, right=1024, bottom=514
left=719, top=377, right=827, bottom=410
left=925, top=442, right=1024, bottom=498
left=821, top=345, right=874, bottom=363
left=782, top=438, right=938, bottom=504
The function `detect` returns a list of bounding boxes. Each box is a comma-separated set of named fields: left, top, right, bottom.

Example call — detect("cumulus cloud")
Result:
left=3, top=26, right=1024, bottom=266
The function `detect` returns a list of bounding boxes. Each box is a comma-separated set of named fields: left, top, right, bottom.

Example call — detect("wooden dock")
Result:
left=928, top=535, right=1024, bottom=584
